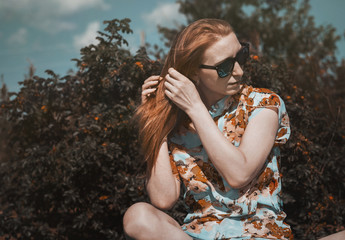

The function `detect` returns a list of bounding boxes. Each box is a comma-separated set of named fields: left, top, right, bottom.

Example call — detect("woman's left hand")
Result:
left=164, top=68, right=203, bottom=114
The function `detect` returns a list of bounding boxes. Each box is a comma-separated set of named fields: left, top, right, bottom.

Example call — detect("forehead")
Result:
left=202, top=32, right=241, bottom=64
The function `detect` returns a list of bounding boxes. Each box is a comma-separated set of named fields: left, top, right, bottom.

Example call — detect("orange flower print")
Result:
left=189, top=179, right=208, bottom=193
left=169, top=154, right=179, bottom=180
left=246, top=97, right=254, bottom=106
left=191, top=165, right=208, bottom=183
left=277, top=128, right=288, bottom=139
left=195, top=159, right=225, bottom=191
left=256, top=167, right=274, bottom=191
left=184, top=219, right=203, bottom=234
left=244, top=218, right=268, bottom=237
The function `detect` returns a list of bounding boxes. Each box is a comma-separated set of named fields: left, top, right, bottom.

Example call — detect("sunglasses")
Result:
left=199, top=42, right=249, bottom=78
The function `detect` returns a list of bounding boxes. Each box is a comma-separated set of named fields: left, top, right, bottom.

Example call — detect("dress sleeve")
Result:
left=274, top=95, right=290, bottom=145
left=169, top=152, right=181, bottom=182
left=247, top=91, right=291, bottom=145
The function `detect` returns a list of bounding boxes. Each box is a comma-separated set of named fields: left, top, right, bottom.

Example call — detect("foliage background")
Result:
left=0, top=0, right=344, bottom=239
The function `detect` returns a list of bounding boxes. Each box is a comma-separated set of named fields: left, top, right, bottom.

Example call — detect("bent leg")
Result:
left=123, top=202, right=192, bottom=240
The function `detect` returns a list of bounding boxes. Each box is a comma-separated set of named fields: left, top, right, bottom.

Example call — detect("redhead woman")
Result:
left=123, top=19, right=293, bottom=240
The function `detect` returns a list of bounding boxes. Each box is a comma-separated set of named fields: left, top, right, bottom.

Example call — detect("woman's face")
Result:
left=196, top=32, right=244, bottom=106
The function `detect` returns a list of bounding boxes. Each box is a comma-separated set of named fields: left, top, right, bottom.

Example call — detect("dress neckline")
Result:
left=208, top=85, right=246, bottom=119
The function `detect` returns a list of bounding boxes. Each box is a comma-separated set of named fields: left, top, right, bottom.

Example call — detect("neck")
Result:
left=197, top=87, right=225, bottom=109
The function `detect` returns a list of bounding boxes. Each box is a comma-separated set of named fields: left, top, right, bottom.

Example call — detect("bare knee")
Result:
left=123, top=202, right=155, bottom=238
left=123, top=202, right=192, bottom=240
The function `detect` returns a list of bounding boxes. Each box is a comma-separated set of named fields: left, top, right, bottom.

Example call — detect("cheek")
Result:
left=233, top=62, right=244, bottom=76
left=199, top=69, right=218, bottom=81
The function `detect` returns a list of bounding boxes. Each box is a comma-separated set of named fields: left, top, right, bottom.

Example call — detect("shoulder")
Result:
left=240, top=85, right=289, bottom=124
left=244, top=86, right=283, bottom=108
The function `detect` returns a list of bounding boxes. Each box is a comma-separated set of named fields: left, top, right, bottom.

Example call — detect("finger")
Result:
left=141, top=88, right=157, bottom=103
left=142, top=88, right=157, bottom=96
left=164, top=79, right=175, bottom=93
left=165, top=73, right=179, bottom=85
left=144, top=75, right=162, bottom=84
left=168, top=68, right=185, bottom=81
left=142, top=80, right=159, bottom=90
left=164, top=89, right=173, bottom=100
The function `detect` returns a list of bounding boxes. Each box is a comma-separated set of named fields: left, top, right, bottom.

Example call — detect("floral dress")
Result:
left=168, top=85, right=293, bottom=239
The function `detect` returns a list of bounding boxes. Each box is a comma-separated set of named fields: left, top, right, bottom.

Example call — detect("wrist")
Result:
left=186, top=101, right=208, bottom=119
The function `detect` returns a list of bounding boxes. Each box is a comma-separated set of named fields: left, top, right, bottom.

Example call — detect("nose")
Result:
left=232, top=62, right=243, bottom=77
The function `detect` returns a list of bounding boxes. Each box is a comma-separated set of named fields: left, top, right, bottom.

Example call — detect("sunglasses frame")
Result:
left=199, top=42, right=249, bottom=78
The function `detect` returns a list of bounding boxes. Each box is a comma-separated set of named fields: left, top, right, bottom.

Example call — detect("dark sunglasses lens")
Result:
left=236, top=46, right=249, bottom=65
left=217, top=58, right=234, bottom=78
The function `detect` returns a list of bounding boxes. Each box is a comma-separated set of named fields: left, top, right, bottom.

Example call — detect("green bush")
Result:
left=0, top=17, right=344, bottom=240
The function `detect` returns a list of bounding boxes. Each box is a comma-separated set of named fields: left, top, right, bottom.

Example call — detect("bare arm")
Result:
left=164, top=68, right=279, bottom=188
left=146, top=139, right=181, bottom=210
left=187, top=103, right=278, bottom=188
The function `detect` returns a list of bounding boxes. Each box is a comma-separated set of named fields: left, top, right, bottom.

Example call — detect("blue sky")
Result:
left=1, top=0, right=344, bottom=92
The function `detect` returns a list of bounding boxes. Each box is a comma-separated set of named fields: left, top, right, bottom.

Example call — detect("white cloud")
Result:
left=0, top=0, right=109, bottom=33
left=73, top=21, right=101, bottom=50
left=142, top=2, right=187, bottom=28
left=8, top=28, right=28, bottom=45
left=0, top=0, right=109, bottom=16
left=54, top=0, right=109, bottom=15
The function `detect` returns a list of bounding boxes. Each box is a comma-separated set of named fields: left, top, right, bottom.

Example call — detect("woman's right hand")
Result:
left=141, top=75, right=162, bottom=103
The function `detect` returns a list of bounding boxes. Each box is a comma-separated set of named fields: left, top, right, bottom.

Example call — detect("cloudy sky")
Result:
left=0, top=0, right=344, bottom=92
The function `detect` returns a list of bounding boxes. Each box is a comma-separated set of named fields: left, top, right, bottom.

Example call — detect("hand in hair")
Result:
left=164, top=68, right=203, bottom=114
left=141, top=75, right=162, bottom=103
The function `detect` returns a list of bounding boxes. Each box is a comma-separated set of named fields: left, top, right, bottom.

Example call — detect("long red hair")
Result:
left=135, top=19, right=233, bottom=173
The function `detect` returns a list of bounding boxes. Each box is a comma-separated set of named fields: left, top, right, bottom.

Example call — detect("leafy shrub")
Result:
left=0, top=19, right=159, bottom=239
left=0, top=17, right=344, bottom=240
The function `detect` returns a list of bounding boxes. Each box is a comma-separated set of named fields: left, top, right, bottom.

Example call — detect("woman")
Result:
left=123, top=18, right=293, bottom=239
